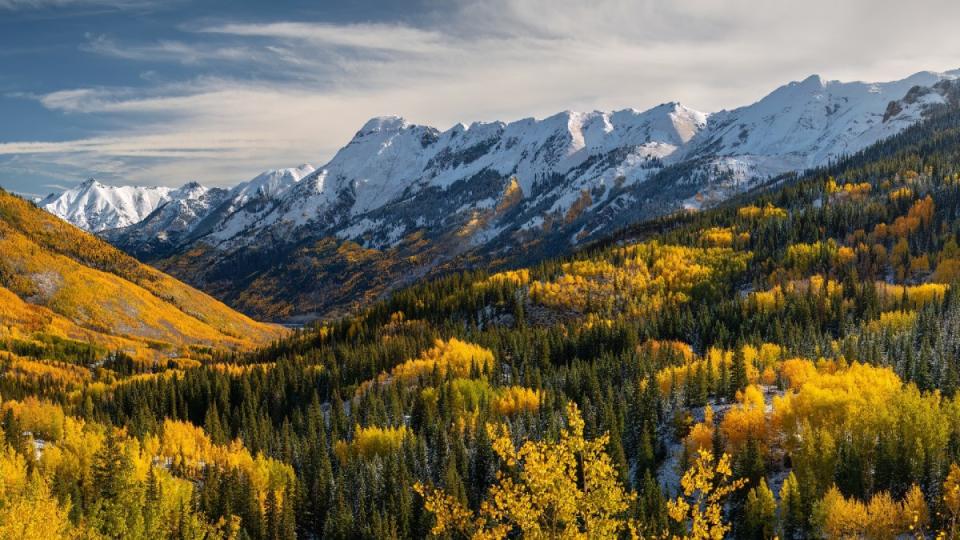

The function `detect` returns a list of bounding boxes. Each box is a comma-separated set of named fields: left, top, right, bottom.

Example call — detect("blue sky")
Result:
left=1, top=0, right=959, bottom=198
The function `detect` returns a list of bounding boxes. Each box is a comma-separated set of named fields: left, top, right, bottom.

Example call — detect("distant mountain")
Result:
left=41, top=70, right=960, bottom=321
left=0, top=188, right=284, bottom=361
left=40, top=178, right=175, bottom=232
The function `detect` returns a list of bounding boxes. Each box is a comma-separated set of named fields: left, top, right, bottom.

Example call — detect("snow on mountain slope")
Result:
left=107, top=165, right=315, bottom=257
left=190, top=102, right=708, bottom=252
left=101, top=182, right=230, bottom=257
left=40, top=69, right=960, bottom=320
left=40, top=179, right=174, bottom=232
left=684, top=70, right=960, bottom=185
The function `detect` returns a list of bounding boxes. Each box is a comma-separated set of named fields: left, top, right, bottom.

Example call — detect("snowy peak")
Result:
left=232, top=164, right=316, bottom=202
left=356, top=115, right=411, bottom=136
left=41, top=179, right=175, bottom=232
left=683, top=69, right=960, bottom=181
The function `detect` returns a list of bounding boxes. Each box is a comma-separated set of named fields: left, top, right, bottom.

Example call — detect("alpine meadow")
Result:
left=5, top=1, right=960, bottom=539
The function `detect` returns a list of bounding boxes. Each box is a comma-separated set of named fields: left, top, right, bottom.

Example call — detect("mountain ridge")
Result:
left=37, top=69, right=960, bottom=320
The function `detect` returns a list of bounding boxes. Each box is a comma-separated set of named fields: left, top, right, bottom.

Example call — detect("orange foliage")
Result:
left=875, top=196, right=934, bottom=239
left=720, top=385, right=769, bottom=450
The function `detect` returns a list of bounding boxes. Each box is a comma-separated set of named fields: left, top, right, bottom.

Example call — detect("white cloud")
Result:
left=82, top=34, right=266, bottom=65
left=5, top=0, right=960, bottom=189
left=200, top=22, right=449, bottom=55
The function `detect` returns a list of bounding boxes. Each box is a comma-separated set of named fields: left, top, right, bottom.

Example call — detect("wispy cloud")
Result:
left=199, top=22, right=448, bottom=55
left=82, top=34, right=265, bottom=65
left=4, top=0, right=960, bottom=190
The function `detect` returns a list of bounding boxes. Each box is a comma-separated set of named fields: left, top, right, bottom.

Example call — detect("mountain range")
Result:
left=38, top=69, right=960, bottom=321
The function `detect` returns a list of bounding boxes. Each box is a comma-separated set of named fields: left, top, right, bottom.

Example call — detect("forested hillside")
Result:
left=7, top=103, right=960, bottom=538
left=0, top=188, right=285, bottom=369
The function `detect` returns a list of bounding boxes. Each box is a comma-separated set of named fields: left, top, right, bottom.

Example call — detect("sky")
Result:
left=1, top=0, right=959, bottom=198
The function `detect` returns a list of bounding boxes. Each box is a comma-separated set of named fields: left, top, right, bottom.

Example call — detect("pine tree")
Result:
left=745, top=478, right=776, bottom=539
left=730, top=348, right=749, bottom=400
left=778, top=472, right=802, bottom=540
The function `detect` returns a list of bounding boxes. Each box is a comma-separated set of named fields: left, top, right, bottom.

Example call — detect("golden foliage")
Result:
left=530, top=241, right=750, bottom=318
left=375, top=338, right=495, bottom=388
left=667, top=449, right=745, bottom=540
left=656, top=344, right=777, bottom=396
left=700, top=227, right=735, bottom=248
left=336, top=425, right=411, bottom=461
left=415, top=402, right=637, bottom=539
left=720, top=385, right=769, bottom=451
left=784, top=241, right=839, bottom=272
left=875, top=281, right=948, bottom=309
left=0, top=354, right=91, bottom=392
left=866, top=310, right=917, bottom=334
left=816, top=484, right=929, bottom=539
left=751, top=275, right=844, bottom=312
left=492, top=386, right=542, bottom=416
left=2, top=396, right=66, bottom=441
left=477, top=269, right=531, bottom=288
left=773, top=361, right=950, bottom=468
left=826, top=178, right=872, bottom=198
left=738, top=203, right=787, bottom=220
left=889, top=187, right=914, bottom=201
left=0, top=191, right=285, bottom=362
left=0, top=461, right=76, bottom=539
left=495, top=177, right=524, bottom=213
left=151, top=419, right=294, bottom=505
left=685, top=404, right=715, bottom=453
left=945, top=463, right=960, bottom=532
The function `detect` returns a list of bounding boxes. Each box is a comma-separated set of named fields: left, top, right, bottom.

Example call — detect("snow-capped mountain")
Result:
left=40, top=179, right=175, bottom=232
left=104, top=165, right=315, bottom=258
left=677, top=71, right=960, bottom=206
left=42, top=70, right=960, bottom=320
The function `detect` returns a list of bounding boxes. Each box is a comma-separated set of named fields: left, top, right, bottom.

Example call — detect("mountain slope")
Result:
left=51, top=70, right=960, bottom=321
left=0, top=188, right=285, bottom=361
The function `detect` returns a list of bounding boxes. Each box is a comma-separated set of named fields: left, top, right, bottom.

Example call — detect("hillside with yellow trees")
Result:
left=0, top=188, right=284, bottom=365
left=8, top=93, right=960, bottom=538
